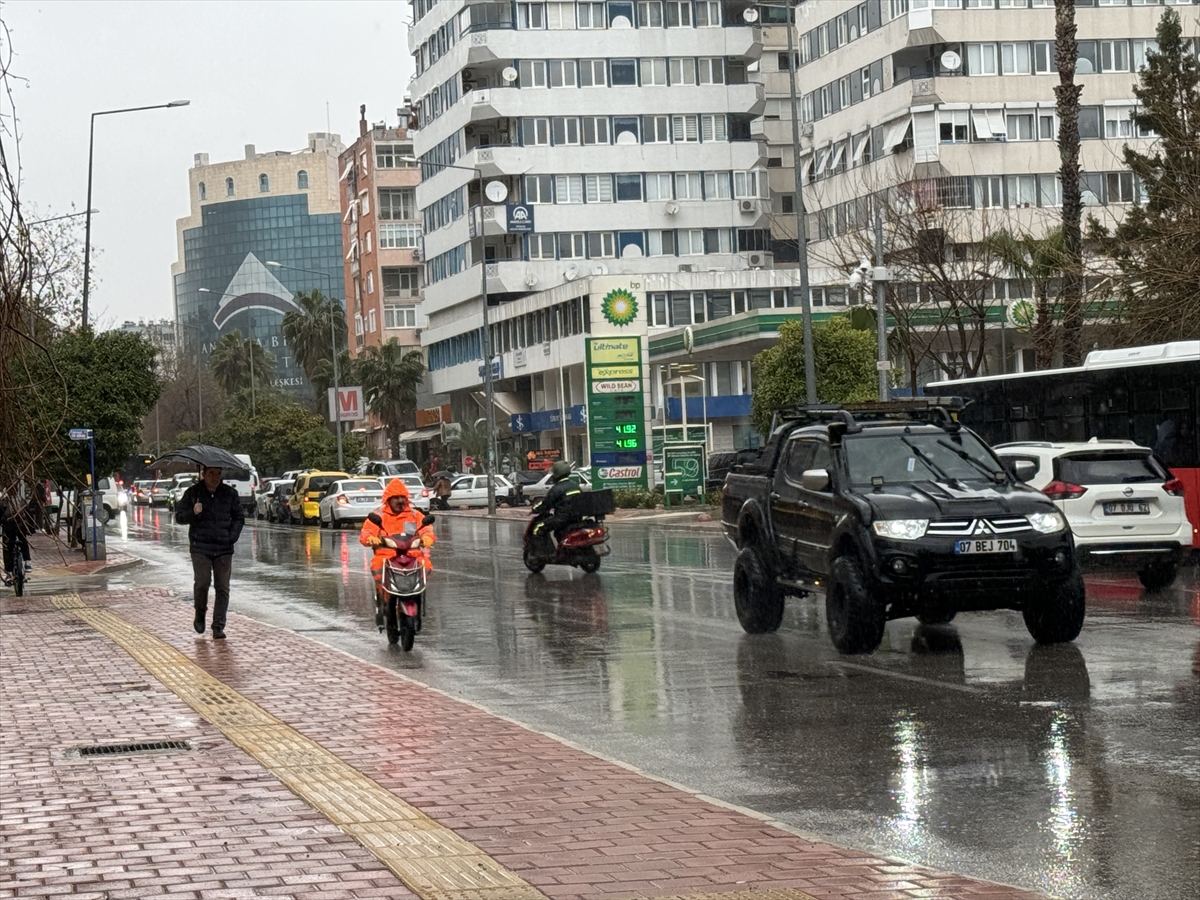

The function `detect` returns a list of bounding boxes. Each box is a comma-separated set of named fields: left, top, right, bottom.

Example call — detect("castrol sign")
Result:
left=598, top=466, right=643, bottom=481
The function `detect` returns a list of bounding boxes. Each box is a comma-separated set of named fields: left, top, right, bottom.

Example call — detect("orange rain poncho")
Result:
left=359, top=479, right=435, bottom=587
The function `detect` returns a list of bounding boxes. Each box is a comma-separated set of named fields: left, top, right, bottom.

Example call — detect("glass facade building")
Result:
left=173, top=194, right=344, bottom=393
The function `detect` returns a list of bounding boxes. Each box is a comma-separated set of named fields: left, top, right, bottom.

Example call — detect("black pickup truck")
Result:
left=721, top=403, right=1085, bottom=654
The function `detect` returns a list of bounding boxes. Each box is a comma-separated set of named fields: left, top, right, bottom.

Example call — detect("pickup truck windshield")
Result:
left=843, top=432, right=1005, bottom=486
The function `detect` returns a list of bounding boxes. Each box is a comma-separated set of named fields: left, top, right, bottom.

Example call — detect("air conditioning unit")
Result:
left=801, top=123, right=814, bottom=138
left=463, top=68, right=475, bottom=80
left=397, top=288, right=414, bottom=299
left=412, top=246, right=423, bottom=261
left=464, top=125, right=476, bottom=136
left=414, top=328, right=422, bottom=339
left=745, top=251, right=773, bottom=269
left=739, top=198, right=757, bottom=214
left=678, top=264, right=694, bottom=273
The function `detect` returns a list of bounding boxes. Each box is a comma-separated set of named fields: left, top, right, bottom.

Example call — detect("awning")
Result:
left=340, top=160, right=354, bottom=181
left=813, top=146, right=830, bottom=176
left=342, top=202, right=356, bottom=223
left=828, top=140, right=846, bottom=171
left=852, top=132, right=870, bottom=164
left=882, top=116, right=912, bottom=151
left=799, top=155, right=814, bottom=182
left=972, top=109, right=1007, bottom=140
left=398, top=425, right=442, bottom=443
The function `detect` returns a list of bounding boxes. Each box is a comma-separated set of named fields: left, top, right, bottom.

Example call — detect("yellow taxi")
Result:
left=288, top=470, right=349, bottom=525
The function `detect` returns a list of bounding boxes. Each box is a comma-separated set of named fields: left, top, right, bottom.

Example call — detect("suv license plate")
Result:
left=954, top=538, right=1018, bottom=555
left=1103, top=501, right=1150, bottom=515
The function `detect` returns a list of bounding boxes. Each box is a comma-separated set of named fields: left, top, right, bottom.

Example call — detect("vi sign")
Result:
left=328, top=386, right=365, bottom=423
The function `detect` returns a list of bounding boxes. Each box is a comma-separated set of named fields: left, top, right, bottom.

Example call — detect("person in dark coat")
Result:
left=175, top=466, right=245, bottom=639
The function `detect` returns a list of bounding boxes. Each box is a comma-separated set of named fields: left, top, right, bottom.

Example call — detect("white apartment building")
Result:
left=408, top=0, right=799, bottom=468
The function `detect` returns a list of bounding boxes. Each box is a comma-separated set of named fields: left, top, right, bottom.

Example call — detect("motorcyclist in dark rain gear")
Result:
left=530, top=460, right=583, bottom=559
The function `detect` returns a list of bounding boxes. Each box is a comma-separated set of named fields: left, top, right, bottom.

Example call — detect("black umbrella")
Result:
left=431, top=470, right=454, bottom=480
left=154, top=444, right=246, bottom=472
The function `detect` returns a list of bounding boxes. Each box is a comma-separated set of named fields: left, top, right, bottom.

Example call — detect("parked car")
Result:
left=288, top=471, right=349, bottom=525
left=318, top=478, right=386, bottom=528
left=147, top=479, right=173, bottom=506
left=265, top=480, right=294, bottom=524
left=721, top=402, right=1084, bottom=654
left=225, top=453, right=258, bottom=513
left=254, top=478, right=280, bottom=519
left=447, top=474, right=519, bottom=508
left=995, top=439, right=1192, bottom=591
left=165, top=473, right=197, bottom=511
left=380, top=474, right=433, bottom=512
left=522, top=468, right=591, bottom=502
left=358, top=459, right=421, bottom=479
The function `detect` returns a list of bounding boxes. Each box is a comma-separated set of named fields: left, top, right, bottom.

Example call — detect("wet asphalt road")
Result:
left=89, top=506, right=1200, bottom=900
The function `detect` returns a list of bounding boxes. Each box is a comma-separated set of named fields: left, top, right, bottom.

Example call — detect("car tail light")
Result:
left=1163, top=477, right=1185, bottom=497
left=421, top=489, right=430, bottom=497
left=337, top=496, right=348, bottom=505
left=1043, top=480, right=1088, bottom=501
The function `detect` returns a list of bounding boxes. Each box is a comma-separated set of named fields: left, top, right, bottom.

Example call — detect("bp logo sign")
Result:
left=1006, top=299, right=1035, bottom=332
left=601, top=288, right=639, bottom=327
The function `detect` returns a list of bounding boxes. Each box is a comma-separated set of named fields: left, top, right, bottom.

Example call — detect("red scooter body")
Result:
left=522, top=517, right=610, bottom=574
left=370, top=513, right=434, bottom=651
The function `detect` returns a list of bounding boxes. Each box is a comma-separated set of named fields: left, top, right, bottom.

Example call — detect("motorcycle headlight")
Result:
left=872, top=519, right=929, bottom=541
left=1027, top=511, right=1066, bottom=534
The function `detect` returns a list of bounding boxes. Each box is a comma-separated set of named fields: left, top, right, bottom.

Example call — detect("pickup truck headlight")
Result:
left=1027, top=511, right=1066, bottom=534
left=872, top=519, right=929, bottom=541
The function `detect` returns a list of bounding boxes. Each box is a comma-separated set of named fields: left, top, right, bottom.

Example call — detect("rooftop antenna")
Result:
left=326, top=101, right=330, bottom=135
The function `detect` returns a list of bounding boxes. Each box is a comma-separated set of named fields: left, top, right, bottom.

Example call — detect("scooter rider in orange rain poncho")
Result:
left=360, top=478, right=435, bottom=596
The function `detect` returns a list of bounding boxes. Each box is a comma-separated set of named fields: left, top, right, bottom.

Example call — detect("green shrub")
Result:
left=705, top=488, right=723, bottom=507
left=612, top=488, right=658, bottom=509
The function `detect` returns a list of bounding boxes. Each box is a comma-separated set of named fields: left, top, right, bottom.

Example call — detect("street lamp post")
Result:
left=81, top=100, right=190, bottom=328
left=199, top=288, right=258, bottom=415
left=403, top=155, right=499, bottom=515
left=265, top=261, right=344, bottom=470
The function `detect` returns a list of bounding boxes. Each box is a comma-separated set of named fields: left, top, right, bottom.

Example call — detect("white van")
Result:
left=223, top=454, right=259, bottom=513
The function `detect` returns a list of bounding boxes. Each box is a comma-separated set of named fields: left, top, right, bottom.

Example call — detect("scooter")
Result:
left=372, top=514, right=434, bottom=651
left=522, top=501, right=612, bottom=574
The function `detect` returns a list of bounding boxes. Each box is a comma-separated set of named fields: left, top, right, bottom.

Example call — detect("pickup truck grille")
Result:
left=926, top=516, right=1032, bottom=537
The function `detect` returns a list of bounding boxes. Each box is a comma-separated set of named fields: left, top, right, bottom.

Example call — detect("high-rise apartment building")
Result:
left=172, top=134, right=344, bottom=394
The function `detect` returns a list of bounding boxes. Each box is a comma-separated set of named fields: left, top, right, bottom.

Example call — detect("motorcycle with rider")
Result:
left=524, top=461, right=612, bottom=574
left=360, top=479, right=435, bottom=649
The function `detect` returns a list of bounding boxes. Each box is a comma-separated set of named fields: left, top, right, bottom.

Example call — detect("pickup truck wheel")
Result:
left=825, top=555, right=885, bottom=654
left=733, top=547, right=784, bottom=634
left=1137, top=561, right=1177, bottom=592
left=1023, top=568, right=1086, bottom=644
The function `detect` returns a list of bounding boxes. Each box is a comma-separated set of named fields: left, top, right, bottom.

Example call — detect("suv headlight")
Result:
left=1027, top=511, right=1066, bottom=534
left=872, top=519, right=929, bottom=541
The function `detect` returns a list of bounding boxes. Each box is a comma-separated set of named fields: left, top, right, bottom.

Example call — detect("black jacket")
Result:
left=176, top=482, right=245, bottom=557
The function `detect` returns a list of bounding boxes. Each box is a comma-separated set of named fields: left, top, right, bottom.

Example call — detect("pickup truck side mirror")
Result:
left=1011, top=460, right=1037, bottom=483
left=801, top=468, right=831, bottom=492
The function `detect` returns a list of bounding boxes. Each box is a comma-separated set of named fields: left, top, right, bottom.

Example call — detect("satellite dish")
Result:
left=563, top=264, right=578, bottom=281
left=591, top=264, right=608, bottom=276
left=502, top=66, right=519, bottom=83
left=615, top=130, right=637, bottom=145
left=742, top=7, right=758, bottom=22
left=621, top=244, right=643, bottom=259
left=665, top=201, right=679, bottom=215
left=485, top=180, right=508, bottom=203
left=940, top=50, right=962, bottom=71
left=525, top=273, right=539, bottom=287
left=611, top=14, right=631, bottom=27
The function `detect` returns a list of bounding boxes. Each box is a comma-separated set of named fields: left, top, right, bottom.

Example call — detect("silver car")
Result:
left=522, top=468, right=591, bottom=502
left=318, top=479, right=385, bottom=528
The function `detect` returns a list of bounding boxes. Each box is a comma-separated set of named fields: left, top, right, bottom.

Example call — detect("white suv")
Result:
left=995, top=439, right=1191, bottom=591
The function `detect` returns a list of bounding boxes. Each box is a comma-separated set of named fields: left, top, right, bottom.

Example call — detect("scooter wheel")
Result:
left=384, top=597, right=400, bottom=645
left=400, top=620, right=415, bottom=652
left=523, top=545, right=546, bottom=574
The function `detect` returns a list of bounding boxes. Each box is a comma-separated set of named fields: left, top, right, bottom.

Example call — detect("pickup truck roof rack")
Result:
left=771, top=399, right=967, bottom=436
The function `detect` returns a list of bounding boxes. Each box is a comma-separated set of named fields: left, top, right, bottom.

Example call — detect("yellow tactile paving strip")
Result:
left=52, top=594, right=545, bottom=900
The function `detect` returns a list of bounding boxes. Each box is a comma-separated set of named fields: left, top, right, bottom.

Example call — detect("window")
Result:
left=638, top=0, right=664, bottom=26
left=694, top=0, right=720, bottom=26
left=1033, top=41, right=1055, bottom=74
left=610, top=59, right=638, bottom=85
left=666, top=0, right=691, bottom=26
left=647, top=230, right=675, bottom=256
left=615, top=173, right=643, bottom=201
left=645, top=173, right=672, bottom=200
left=1101, top=40, right=1130, bottom=73
left=733, top=170, right=764, bottom=199
left=675, top=172, right=702, bottom=199
left=839, top=75, right=851, bottom=109
left=1039, top=173, right=1062, bottom=207
left=1076, top=40, right=1099, bottom=74
left=938, top=109, right=968, bottom=143
left=258, top=173, right=270, bottom=192
left=1081, top=172, right=1106, bottom=205
left=1106, top=171, right=1135, bottom=204
left=1133, top=39, right=1158, bottom=71
left=519, top=59, right=548, bottom=87
left=1079, top=106, right=1102, bottom=140
left=671, top=114, right=699, bottom=142
left=708, top=228, right=733, bottom=253
left=703, top=171, right=731, bottom=199
left=554, top=174, right=584, bottom=203
left=198, top=182, right=206, bottom=201
left=297, top=170, right=309, bottom=190
left=613, top=116, right=640, bottom=143
left=678, top=229, right=704, bottom=255
left=580, top=59, right=607, bottom=86
left=549, top=59, right=578, bottom=87
left=1039, top=112, right=1058, bottom=140
left=382, top=267, right=420, bottom=297
left=379, top=188, right=417, bottom=220
left=375, top=144, right=414, bottom=168
left=517, top=2, right=546, bottom=28
left=642, top=58, right=668, bottom=86
left=522, top=117, right=551, bottom=145
left=529, top=234, right=557, bottom=259
left=525, top=174, right=555, bottom=203
left=379, top=223, right=421, bottom=249
left=645, top=115, right=672, bottom=143
left=224, top=177, right=234, bottom=196
left=701, top=114, right=727, bottom=141
left=577, top=1, right=606, bottom=27
left=585, top=174, right=614, bottom=202
left=366, top=231, right=373, bottom=254
left=587, top=232, right=615, bottom=257
left=1006, top=174, right=1037, bottom=208
left=1105, top=106, right=1134, bottom=138
left=698, top=57, right=724, bottom=84
left=967, top=43, right=998, bottom=76
left=547, top=1, right=576, bottom=27
left=582, top=116, right=610, bottom=144
left=669, top=57, right=697, bottom=85
left=649, top=292, right=669, bottom=325
left=552, top=117, right=581, bottom=144
left=385, top=305, right=418, bottom=328
left=1001, top=42, right=1032, bottom=75
left=355, top=314, right=364, bottom=338
left=368, top=309, right=378, bottom=336
left=559, top=233, right=587, bottom=258
left=1006, top=112, right=1035, bottom=141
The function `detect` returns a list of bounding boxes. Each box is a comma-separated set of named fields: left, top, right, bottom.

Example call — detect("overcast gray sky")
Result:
left=4, top=0, right=410, bottom=328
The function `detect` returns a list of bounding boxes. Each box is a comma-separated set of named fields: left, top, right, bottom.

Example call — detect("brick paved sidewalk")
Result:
left=0, top=587, right=1048, bottom=900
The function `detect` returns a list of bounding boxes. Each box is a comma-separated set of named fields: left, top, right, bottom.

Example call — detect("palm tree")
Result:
left=356, top=340, right=426, bottom=458
left=985, top=227, right=1070, bottom=370
left=281, top=289, right=346, bottom=408
left=209, top=330, right=277, bottom=396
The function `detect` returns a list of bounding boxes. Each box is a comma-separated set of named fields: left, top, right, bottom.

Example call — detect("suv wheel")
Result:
left=825, top=555, right=886, bottom=654
left=733, top=546, right=784, bottom=634
left=1137, top=561, right=1177, bottom=593
left=1023, top=568, right=1086, bottom=644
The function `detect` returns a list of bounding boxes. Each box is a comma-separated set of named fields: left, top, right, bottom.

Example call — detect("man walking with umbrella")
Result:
left=176, top=465, right=245, bottom=639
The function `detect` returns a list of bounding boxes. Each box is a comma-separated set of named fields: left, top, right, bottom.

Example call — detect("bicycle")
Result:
left=10, top=557, right=25, bottom=596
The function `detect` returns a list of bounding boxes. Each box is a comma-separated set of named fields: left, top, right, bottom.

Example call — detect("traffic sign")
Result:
left=68, top=428, right=93, bottom=441
left=463, top=455, right=474, bottom=469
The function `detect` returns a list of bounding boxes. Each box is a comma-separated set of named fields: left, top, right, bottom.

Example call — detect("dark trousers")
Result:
left=192, top=553, right=232, bottom=630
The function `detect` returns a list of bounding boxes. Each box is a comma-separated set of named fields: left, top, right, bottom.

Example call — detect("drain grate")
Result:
left=73, top=740, right=191, bottom=758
